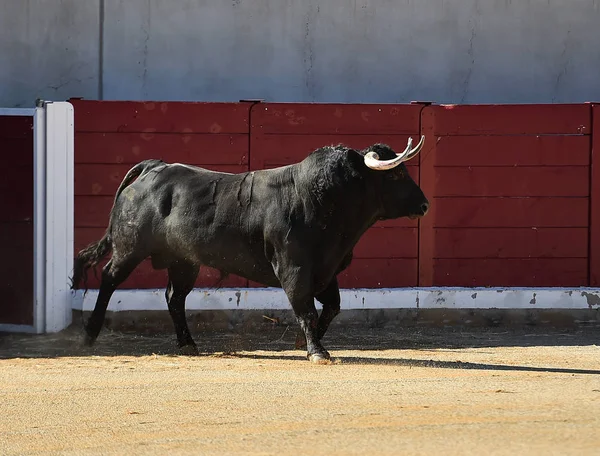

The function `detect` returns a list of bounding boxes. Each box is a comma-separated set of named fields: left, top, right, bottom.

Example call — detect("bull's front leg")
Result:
left=291, top=296, right=331, bottom=364
left=277, top=263, right=331, bottom=363
left=295, top=278, right=341, bottom=350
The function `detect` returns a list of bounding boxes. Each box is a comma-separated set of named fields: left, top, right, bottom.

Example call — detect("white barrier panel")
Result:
left=73, top=287, right=600, bottom=312
left=43, top=102, right=74, bottom=332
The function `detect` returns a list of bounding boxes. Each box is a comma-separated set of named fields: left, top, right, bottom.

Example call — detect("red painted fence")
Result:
left=69, top=99, right=599, bottom=289
left=420, top=104, right=591, bottom=287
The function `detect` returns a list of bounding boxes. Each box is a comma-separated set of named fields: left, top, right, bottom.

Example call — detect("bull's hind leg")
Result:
left=84, top=255, right=144, bottom=346
left=165, top=261, right=199, bottom=355
left=316, top=278, right=341, bottom=340
left=295, top=278, right=341, bottom=350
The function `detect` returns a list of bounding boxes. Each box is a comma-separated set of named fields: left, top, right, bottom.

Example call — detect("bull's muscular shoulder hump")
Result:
left=135, top=162, right=243, bottom=203
left=171, top=163, right=235, bottom=177
left=145, top=163, right=237, bottom=184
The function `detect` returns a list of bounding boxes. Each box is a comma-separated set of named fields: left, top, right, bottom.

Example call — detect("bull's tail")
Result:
left=70, top=159, right=165, bottom=291
left=70, top=235, right=112, bottom=291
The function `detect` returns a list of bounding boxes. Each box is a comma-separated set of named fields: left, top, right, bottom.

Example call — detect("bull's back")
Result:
left=120, top=164, right=276, bottom=281
left=110, top=163, right=297, bottom=285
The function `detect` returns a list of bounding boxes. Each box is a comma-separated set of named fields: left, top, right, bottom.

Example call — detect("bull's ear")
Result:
left=346, top=149, right=369, bottom=173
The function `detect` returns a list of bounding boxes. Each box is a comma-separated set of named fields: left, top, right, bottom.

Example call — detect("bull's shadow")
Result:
left=229, top=352, right=600, bottom=375
left=1, top=322, right=599, bottom=367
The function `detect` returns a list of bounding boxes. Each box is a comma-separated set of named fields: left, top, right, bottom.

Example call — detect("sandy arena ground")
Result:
left=1, top=325, right=599, bottom=455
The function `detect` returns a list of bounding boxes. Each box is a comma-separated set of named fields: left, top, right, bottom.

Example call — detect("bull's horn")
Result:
left=397, top=136, right=413, bottom=157
left=364, top=151, right=405, bottom=170
left=364, top=136, right=425, bottom=171
left=402, top=135, right=425, bottom=161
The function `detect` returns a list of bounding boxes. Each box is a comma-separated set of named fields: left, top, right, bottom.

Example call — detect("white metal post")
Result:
left=43, top=101, right=74, bottom=333
left=33, top=106, right=47, bottom=333
left=0, top=102, right=74, bottom=334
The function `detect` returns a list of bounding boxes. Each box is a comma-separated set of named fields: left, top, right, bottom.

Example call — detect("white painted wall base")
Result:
left=72, top=288, right=600, bottom=312
left=0, top=324, right=39, bottom=334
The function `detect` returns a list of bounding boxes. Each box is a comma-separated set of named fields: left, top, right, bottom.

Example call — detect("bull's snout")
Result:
left=408, top=200, right=430, bottom=219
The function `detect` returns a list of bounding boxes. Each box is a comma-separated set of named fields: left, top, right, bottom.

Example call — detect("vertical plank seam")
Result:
left=98, top=0, right=105, bottom=100
left=416, top=104, right=427, bottom=288
left=589, top=104, right=595, bottom=286
left=418, top=106, right=436, bottom=287
left=246, top=101, right=263, bottom=288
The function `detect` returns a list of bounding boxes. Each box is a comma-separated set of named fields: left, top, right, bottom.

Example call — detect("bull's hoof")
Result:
left=308, top=352, right=331, bottom=365
left=179, top=344, right=199, bottom=356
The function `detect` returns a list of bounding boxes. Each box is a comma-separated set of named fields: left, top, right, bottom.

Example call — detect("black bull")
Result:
left=71, top=140, right=429, bottom=363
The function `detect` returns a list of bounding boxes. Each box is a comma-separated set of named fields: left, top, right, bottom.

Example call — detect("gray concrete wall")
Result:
left=0, top=0, right=101, bottom=108
left=2, top=0, right=600, bottom=107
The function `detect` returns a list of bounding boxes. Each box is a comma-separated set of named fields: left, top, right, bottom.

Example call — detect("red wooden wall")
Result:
left=0, top=116, right=34, bottom=324
left=591, top=103, right=600, bottom=287
left=419, top=104, right=591, bottom=287
left=69, top=100, right=598, bottom=289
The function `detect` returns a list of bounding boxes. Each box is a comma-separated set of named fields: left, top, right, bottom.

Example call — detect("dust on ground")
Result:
left=1, top=325, right=599, bottom=455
